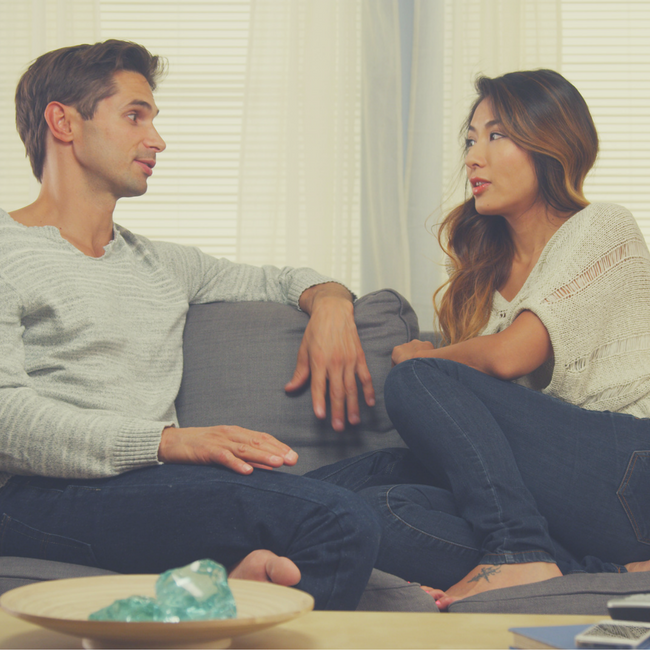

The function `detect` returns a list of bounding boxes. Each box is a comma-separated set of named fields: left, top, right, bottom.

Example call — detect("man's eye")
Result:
left=127, top=113, right=137, bottom=122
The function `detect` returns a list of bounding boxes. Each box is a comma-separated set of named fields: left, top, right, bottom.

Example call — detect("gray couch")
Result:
left=1, top=289, right=649, bottom=614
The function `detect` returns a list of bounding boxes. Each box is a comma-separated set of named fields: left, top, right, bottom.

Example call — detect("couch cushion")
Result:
left=176, top=289, right=417, bottom=474
left=0, top=557, right=116, bottom=595
left=357, top=569, right=438, bottom=612
left=448, top=572, right=650, bottom=615
left=0, top=558, right=436, bottom=613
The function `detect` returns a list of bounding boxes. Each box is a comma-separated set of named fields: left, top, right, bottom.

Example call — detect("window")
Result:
left=562, top=0, right=650, bottom=245
left=0, top=0, right=363, bottom=295
left=101, top=1, right=252, bottom=259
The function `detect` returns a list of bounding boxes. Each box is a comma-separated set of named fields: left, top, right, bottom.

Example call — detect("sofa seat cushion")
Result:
left=0, top=557, right=116, bottom=595
left=448, top=572, right=650, bottom=615
left=357, top=569, right=438, bottom=612
left=176, top=289, right=418, bottom=474
left=0, top=559, right=437, bottom=613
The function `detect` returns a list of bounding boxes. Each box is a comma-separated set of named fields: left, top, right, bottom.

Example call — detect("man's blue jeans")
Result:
left=0, top=464, right=381, bottom=610
left=307, top=358, right=650, bottom=590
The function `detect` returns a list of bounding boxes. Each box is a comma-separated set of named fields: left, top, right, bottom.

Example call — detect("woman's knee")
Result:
left=386, top=356, right=453, bottom=394
left=384, top=360, right=418, bottom=418
left=385, top=359, right=449, bottom=421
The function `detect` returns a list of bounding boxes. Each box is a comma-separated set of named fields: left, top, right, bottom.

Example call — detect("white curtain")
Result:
left=237, top=0, right=422, bottom=301
left=352, top=0, right=562, bottom=330
left=237, top=0, right=363, bottom=292
left=0, top=0, right=386, bottom=299
left=369, top=0, right=562, bottom=330
left=0, top=0, right=98, bottom=210
left=359, top=0, right=410, bottom=299
left=402, top=0, right=445, bottom=329
left=398, top=0, right=561, bottom=330
left=441, top=0, right=561, bottom=215
left=0, top=0, right=575, bottom=331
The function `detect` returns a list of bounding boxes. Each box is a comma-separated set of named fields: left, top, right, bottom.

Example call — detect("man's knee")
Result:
left=310, top=481, right=382, bottom=552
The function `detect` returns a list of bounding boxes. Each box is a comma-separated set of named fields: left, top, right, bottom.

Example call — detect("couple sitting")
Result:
left=1, top=40, right=648, bottom=612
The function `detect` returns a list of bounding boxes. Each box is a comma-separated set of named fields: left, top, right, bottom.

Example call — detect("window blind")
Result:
left=100, top=0, right=252, bottom=259
left=439, top=0, right=650, bottom=248
left=0, top=0, right=364, bottom=291
left=3, top=2, right=648, bottom=272
left=561, top=1, right=650, bottom=246
left=0, top=1, right=252, bottom=261
left=0, top=5, right=36, bottom=209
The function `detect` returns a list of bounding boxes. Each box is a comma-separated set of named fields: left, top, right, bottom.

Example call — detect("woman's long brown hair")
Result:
left=434, top=70, right=599, bottom=344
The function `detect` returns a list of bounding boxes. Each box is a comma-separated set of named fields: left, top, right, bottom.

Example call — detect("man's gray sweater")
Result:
left=0, top=209, right=329, bottom=488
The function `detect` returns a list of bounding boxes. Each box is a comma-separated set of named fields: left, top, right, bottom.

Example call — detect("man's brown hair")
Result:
left=15, top=39, right=165, bottom=181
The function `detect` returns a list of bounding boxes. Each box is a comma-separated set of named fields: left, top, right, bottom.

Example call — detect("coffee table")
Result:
left=0, top=607, right=603, bottom=648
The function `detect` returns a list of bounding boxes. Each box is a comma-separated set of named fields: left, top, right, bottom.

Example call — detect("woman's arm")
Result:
left=392, top=310, right=552, bottom=380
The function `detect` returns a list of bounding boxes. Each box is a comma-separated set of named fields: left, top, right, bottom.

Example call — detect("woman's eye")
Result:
left=490, top=132, right=504, bottom=140
left=465, top=138, right=475, bottom=149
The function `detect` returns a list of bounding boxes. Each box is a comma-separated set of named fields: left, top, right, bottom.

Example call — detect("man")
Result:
left=0, top=40, right=380, bottom=610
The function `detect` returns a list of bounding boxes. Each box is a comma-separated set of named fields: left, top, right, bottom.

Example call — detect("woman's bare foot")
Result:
left=436, top=562, right=562, bottom=611
left=420, top=586, right=446, bottom=599
left=625, top=559, right=650, bottom=573
left=420, top=585, right=447, bottom=610
left=229, top=549, right=301, bottom=586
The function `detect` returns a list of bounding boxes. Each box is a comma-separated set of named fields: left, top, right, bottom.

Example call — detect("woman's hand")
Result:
left=392, top=311, right=552, bottom=380
left=392, top=339, right=435, bottom=365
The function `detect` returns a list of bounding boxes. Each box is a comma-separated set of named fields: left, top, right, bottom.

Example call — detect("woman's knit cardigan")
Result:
left=481, top=203, right=650, bottom=418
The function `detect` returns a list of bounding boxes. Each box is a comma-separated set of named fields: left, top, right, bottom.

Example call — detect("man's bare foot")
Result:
left=436, top=562, right=562, bottom=611
left=229, top=549, right=301, bottom=586
left=625, top=559, right=650, bottom=573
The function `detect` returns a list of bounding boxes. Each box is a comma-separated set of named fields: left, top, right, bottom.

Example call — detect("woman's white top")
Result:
left=481, top=202, right=650, bottom=418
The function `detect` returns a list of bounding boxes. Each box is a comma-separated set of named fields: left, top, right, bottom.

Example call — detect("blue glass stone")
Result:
left=88, top=560, right=237, bottom=622
left=88, top=595, right=165, bottom=622
left=156, top=559, right=237, bottom=621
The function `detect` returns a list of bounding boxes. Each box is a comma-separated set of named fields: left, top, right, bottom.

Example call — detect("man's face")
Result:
left=71, top=70, right=166, bottom=199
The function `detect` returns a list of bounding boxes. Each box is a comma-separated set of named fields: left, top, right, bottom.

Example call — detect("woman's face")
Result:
left=465, top=99, right=542, bottom=220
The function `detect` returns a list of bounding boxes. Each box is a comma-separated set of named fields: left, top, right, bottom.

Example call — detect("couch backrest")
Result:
left=175, top=289, right=418, bottom=474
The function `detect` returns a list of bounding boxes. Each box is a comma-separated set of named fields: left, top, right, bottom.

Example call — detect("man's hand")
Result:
left=285, top=283, right=375, bottom=432
left=391, top=339, right=435, bottom=366
left=158, top=426, right=298, bottom=475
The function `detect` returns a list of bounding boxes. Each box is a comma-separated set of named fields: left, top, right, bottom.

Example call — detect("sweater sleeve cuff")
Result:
left=110, top=421, right=171, bottom=474
left=288, top=270, right=355, bottom=309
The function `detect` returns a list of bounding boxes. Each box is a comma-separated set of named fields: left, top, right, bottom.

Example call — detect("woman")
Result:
left=308, top=69, right=650, bottom=609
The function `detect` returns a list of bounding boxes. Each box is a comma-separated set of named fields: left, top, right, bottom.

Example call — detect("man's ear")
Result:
left=43, top=102, right=78, bottom=143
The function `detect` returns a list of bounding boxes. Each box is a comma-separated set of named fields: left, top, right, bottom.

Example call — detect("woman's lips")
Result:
left=471, top=180, right=490, bottom=196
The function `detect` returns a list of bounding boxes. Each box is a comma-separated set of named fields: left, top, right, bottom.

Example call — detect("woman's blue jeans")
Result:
left=0, top=464, right=381, bottom=610
left=307, top=358, right=650, bottom=590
